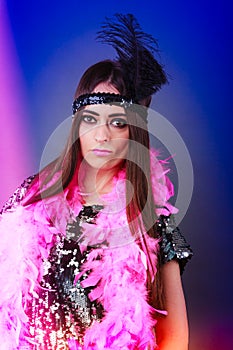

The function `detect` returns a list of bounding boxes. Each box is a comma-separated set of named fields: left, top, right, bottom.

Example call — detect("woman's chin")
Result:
left=82, top=157, right=124, bottom=173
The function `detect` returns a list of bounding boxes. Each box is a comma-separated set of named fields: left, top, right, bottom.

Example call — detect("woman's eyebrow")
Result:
left=82, top=110, right=127, bottom=118
left=82, top=109, right=99, bottom=116
left=108, top=113, right=127, bottom=118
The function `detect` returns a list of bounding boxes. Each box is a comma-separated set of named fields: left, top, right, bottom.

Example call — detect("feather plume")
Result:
left=96, top=13, right=168, bottom=102
left=0, top=148, right=177, bottom=348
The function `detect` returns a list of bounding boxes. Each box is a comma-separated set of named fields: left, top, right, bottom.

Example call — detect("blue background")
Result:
left=2, top=0, right=233, bottom=348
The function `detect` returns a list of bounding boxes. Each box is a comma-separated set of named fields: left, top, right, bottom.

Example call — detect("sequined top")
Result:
left=1, top=177, right=193, bottom=349
left=28, top=206, right=104, bottom=349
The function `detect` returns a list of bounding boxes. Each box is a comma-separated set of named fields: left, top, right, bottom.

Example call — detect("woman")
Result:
left=0, top=15, right=192, bottom=350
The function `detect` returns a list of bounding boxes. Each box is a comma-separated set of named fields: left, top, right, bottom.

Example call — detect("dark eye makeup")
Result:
left=81, top=115, right=97, bottom=123
left=81, top=114, right=128, bottom=129
left=110, top=118, right=128, bottom=129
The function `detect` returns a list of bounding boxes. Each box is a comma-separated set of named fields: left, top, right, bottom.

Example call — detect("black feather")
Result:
left=96, top=13, right=168, bottom=102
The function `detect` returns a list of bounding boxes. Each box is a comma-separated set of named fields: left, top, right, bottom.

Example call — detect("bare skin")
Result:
left=156, top=261, right=189, bottom=350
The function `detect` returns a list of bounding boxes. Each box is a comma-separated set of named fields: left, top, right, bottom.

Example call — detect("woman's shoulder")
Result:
left=156, top=214, right=193, bottom=273
left=0, top=175, right=36, bottom=214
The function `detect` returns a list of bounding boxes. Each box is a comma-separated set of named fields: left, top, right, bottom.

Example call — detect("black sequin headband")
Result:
left=72, top=92, right=133, bottom=115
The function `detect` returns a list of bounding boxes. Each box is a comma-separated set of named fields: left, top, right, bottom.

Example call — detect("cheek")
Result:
left=79, top=125, right=93, bottom=153
left=115, top=138, right=129, bottom=156
left=79, top=132, right=89, bottom=156
left=112, top=128, right=129, bottom=153
left=80, top=136, right=88, bottom=154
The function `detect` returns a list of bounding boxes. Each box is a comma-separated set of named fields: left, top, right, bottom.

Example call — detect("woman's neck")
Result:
left=80, top=163, right=121, bottom=205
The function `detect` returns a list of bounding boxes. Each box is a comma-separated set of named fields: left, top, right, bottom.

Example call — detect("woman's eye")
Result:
left=110, top=118, right=128, bottom=129
left=82, top=115, right=96, bottom=124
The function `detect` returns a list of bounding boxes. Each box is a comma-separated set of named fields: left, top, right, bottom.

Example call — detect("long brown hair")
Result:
left=23, top=59, right=164, bottom=308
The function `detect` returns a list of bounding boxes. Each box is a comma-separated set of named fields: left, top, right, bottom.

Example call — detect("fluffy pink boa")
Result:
left=0, top=150, right=177, bottom=349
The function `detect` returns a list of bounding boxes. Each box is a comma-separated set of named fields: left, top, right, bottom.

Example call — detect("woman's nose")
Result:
left=94, top=124, right=110, bottom=143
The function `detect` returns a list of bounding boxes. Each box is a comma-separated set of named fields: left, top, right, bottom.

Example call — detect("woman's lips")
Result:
left=92, top=149, right=112, bottom=157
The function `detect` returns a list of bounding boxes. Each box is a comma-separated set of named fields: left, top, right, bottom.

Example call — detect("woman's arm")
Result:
left=155, top=260, right=189, bottom=350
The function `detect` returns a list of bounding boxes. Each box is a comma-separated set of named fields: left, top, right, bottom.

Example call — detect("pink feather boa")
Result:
left=0, top=149, right=177, bottom=349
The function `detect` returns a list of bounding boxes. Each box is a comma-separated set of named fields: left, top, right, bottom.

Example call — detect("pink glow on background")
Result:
left=2, top=1, right=233, bottom=347
left=0, top=1, right=32, bottom=208
left=190, top=318, right=233, bottom=350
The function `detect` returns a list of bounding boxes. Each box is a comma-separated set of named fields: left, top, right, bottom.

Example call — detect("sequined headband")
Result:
left=72, top=92, right=133, bottom=115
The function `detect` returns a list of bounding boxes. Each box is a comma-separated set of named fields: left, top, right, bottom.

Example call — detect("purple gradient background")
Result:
left=1, top=0, right=233, bottom=348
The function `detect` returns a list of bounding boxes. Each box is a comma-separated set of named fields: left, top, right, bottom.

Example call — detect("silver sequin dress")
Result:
left=1, top=177, right=193, bottom=349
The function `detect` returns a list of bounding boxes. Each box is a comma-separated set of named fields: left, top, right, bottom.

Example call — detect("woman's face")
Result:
left=78, top=83, right=129, bottom=171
